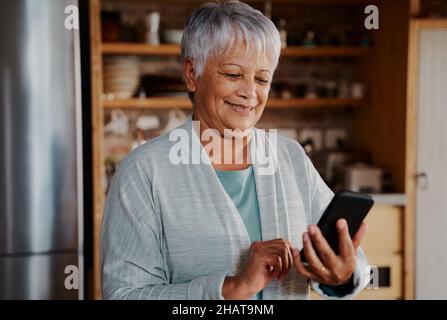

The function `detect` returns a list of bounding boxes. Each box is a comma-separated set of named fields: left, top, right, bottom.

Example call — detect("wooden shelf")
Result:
left=103, top=97, right=364, bottom=110
left=102, top=43, right=180, bottom=56
left=281, top=46, right=370, bottom=57
left=267, top=98, right=364, bottom=108
left=102, top=43, right=370, bottom=57
left=103, top=97, right=191, bottom=109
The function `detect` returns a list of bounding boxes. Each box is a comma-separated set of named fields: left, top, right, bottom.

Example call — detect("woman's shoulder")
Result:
left=278, top=133, right=305, bottom=154
left=114, top=127, right=184, bottom=182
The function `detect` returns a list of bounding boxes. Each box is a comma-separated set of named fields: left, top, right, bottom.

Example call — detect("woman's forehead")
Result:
left=216, top=44, right=274, bottom=72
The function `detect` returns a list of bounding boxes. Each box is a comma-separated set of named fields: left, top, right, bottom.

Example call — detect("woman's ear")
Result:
left=183, top=59, right=197, bottom=94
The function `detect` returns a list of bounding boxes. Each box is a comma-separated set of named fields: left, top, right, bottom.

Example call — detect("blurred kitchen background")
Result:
left=1, top=0, right=446, bottom=300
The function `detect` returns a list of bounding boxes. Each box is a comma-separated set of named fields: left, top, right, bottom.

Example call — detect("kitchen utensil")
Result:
left=145, top=12, right=160, bottom=45
left=343, top=164, right=383, bottom=193
left=351, top=82, right=365, bottom=99
left=163, top=109, right=188, bottom=132
left=162, top=29, right=183, bottom=44
left=103, top=56, right=140, bottom=99
left=104, top=109, right=129, bottom=136
left=136, top=114, right=160, bottom=131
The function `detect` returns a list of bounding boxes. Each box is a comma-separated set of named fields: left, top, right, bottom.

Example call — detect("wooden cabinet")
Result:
left=356, top=205, right=404, bottom=300
left=362, top=205, right=403, bottom=256
left=88, top=0, right=413, bottom=299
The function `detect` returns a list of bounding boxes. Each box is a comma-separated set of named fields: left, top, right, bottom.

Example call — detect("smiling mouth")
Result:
left=225, top=101, right=256, bottom=111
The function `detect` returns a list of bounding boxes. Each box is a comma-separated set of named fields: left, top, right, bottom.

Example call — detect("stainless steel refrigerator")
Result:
left=0, top=0, right=85, bottom=299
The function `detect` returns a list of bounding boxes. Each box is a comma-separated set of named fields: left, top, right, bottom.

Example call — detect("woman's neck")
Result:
left=192, top=112, right=253, bottom=170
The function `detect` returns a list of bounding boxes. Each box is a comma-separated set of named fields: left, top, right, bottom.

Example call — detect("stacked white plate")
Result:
left=103, top=56, right=140, bottom=99
left=163, top=29, right=183, bottom=44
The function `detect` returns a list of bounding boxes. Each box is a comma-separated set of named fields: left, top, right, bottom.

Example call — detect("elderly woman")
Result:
left=101, top=0, right=369, bottom=300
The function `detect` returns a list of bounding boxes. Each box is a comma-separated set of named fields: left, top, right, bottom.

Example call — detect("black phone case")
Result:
left=300, top=191, right=374, bottom=262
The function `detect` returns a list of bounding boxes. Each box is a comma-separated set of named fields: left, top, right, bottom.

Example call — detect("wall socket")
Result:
left=325, top=128, right=347, bottom=149
left=299, top=128, right=323, bottom=151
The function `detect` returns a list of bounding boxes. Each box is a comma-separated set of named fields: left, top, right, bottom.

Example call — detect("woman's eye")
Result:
left=222, top=72, right=269, bottom=84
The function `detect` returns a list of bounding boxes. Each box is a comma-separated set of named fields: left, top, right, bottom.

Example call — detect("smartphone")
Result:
left=300, top=191, right=374, bottom=262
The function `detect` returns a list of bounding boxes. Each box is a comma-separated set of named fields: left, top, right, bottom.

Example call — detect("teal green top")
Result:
left=215, top=166, right=344, bottom=299
left=215, top=165, right=263, bottom=300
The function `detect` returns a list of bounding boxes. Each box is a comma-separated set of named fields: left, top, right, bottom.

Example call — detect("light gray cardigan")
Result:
left=101, top=115, right=369, bottom=300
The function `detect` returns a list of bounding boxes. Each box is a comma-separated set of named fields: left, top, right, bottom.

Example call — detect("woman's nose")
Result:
left=236, top=78, right=257, bottom=102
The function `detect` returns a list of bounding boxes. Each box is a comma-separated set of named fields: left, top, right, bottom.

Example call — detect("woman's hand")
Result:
left=222, top=238, right=294, bottom=300
left=292, top=218, right=368, bottom=286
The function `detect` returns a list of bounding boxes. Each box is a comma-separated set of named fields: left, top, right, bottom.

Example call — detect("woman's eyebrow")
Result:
left=220, top=63, right=271, bottom=74
left=220, top=63, right=242, bottom=68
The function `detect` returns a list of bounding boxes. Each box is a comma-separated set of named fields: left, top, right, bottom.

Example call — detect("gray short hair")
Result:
left=181, top=1, right=281, bottom=99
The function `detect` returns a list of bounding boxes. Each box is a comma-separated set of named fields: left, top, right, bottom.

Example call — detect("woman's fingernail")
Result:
left=308, top=225, right=316, bottom=235
left=292, top=248, right=299, bottom=257
left=338, top=219, right=346, bottom=230
left=303, top=232, right=309, bottom=242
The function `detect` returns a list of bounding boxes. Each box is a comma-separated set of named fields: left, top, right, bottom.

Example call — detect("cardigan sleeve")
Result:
left=101, top=158, right=231, bottom=300
left=303, top=153, right=370, bottom=299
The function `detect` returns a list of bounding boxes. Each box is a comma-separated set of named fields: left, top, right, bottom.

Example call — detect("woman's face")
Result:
left=185, top=44, right=275, bottom=135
